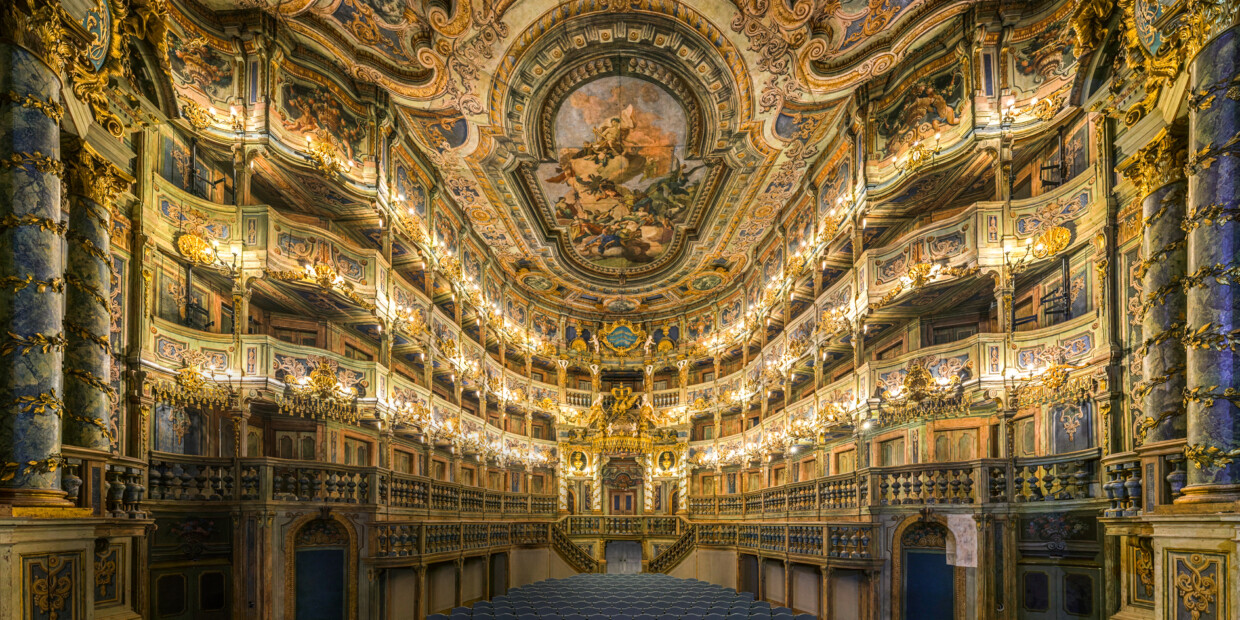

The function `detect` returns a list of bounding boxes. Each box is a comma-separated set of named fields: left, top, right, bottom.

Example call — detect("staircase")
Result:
left=648, top=524, right=696, bottom=573
left=550, top=522, right=600, bottom=573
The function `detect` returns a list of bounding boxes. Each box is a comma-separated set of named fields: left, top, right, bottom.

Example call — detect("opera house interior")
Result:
left=1, top=0, right=1239, bottom=618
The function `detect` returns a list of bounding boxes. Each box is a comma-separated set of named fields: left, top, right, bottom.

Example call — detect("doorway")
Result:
left=605, top=541, right=642, bottom=574
left=738, top=554, right=759, bottom=596
left=903, top=549, right=953, bottom=619
left=610, top=490, right=636, bottom=515
left=898, top=521, right=954, bottom=620
left=489, top=553, right=507, bottom=598
left=1017, top=565, right=1099, bottom=619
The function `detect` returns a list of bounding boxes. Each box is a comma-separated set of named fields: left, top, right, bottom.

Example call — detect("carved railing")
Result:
left=648, top=524, right=696, bottom=573
left=147, top=454, right=557, bottom=518
left=762, top=486, right=787, bottom=513
left=148, top=455, right=234, bottom=502
left=818, top=473, right=860, bottom=509
left=686, top=452, right=1103, bottom=518
left=1010, top=449, right=1099, bottom=503
left=372, top=522, right=421, bottom=557
left=689, top=496, right=716, bottom=514
left=562, top=516, right=685, bottom=538
left=648, top=516, right=680, bottom=536
left=567, top=516, right=600, bottom=535
left=512, top=523, right=549, bottom=545
left=551, top=522, right=599, bottom=573
left=653, top=390, right=680, bottom=408
left=385, top=472, right=430, bottom=508
left=269, top=463, right=373, bottom=503
left=565, top=390, right=591, bottom=407
left=698, top=523, right=737, bottom=546
left=688, top=473, right=861, bottom=518
left=788, top=481, right=815, bottom=511
left=692, top=522, right=876, bottom=560
left=874, top=464, right=979, bottom=506
left=61, top=450, right=148, bottom=519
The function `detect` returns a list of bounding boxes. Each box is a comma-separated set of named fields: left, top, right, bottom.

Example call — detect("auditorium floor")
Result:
left=431, top=573, right=814, bottom=620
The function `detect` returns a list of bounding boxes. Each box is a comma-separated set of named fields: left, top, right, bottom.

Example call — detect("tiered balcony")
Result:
left=146, top=453, right=558, bottom=519
left=687, top=448, right=1100, bottom=518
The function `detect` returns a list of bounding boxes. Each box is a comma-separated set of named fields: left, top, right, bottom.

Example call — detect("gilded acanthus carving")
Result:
left=65, top=145, right=131, bottom=209
left=1121, top=126, right=1187, bottom=199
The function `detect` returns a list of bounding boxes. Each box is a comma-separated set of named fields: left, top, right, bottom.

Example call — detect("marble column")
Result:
left=62, top=144, right=127, bottom=450
left=0, top=24, right=70, bottom=505
left=1125, top=128, right=1188, bottom=444
left=1181, top=19, right=1240, bottom=501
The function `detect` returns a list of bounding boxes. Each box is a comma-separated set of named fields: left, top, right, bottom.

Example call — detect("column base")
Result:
left=1173, top=483, right=1240, bottom=507
left=0, top=487, right=72, bottom=508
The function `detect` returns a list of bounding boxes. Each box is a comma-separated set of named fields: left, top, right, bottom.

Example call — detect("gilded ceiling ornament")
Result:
left=304, top=128, right=351, bottom=176
left=598, top=320, right=646, bottom=356
left=178, top=96, right=214, bottom=130
left=1069, top=0, right=1116, bottom=53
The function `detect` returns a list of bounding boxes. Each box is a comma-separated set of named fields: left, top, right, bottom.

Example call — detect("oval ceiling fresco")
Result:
left=539, top=75, right=709, bottom=274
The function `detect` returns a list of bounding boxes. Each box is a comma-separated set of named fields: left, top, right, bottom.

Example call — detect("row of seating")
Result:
left=429, top=574, right=814, bottom=620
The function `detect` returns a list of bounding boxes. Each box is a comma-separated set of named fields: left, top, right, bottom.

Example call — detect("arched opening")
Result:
left=897, top=521, right=955, bottom=620
left=288, top=516, right=355, bottom=620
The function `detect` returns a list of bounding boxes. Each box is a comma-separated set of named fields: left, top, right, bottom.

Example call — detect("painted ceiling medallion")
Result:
left=520, top=272, right=556, bottom=292
left=689, top=268, right=728, bottom=293
left=538, top=76, right=709, bottom=276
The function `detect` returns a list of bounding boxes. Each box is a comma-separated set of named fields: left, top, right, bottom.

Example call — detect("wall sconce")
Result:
left=896, top=133, right=942, bottom=173
left=305, top=129, right=352, bottom=177
left=277, top=357, right=360, bottom=423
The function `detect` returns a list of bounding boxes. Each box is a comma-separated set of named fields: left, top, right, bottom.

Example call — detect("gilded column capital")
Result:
left=0, top=0, right=73, bottom=75
left=1121, top=126, right=1188, bottom=200
left=1179, top=0, right=1240, bottom=61
left=65, top=145, right=131, bottom=211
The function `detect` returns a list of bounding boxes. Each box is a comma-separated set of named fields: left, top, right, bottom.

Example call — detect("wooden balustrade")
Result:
left=685, top=452, right=1100, bottom=518
left=551, top=522, right=599, bottom=573
left=693, top=522, right=876, bottom=560
left=648, top=524, right=696, bottom=573
left=875, top=465, right=977, bottom=506
left=1011, top=449, right=1098, bottom=503
left=147, top=454, right=557, bottom=517
left=653, top=391, right=680, bottom=408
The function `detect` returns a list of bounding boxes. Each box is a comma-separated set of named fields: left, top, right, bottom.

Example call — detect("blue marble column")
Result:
left=63, top=145, right=126, bottom=450
left=1127, top=129, right=1188, bottom=444
left=0, top=38, right=68, bottom=505
left=1181, top=23, right=1240, bottom=501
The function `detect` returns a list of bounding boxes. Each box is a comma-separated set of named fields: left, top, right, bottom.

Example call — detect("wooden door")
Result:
left=610, top=490, right=635, bottom=515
